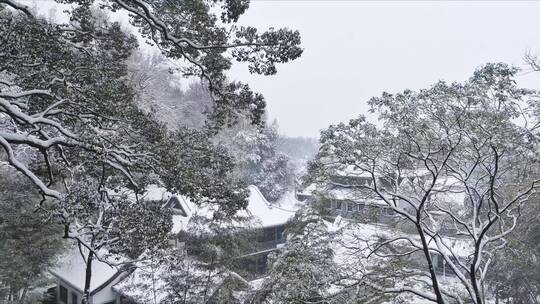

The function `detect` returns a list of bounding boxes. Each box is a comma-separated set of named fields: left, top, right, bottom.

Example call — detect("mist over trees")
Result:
left=276, top=136, right=319, bottom=162
left=127, top=51, right=213, bottom=130
left=127, top=50, right=297, bottom=202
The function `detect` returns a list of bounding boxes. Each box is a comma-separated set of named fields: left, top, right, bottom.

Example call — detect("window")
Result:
left=347, top=201, right=355, bottom=212
left=239, top=253, right=269, bottom=275
left=384, top=208, right=395, bottom=216
left=431, top=253, right=445, bottom=271
left=324, top=199, right=332, bottom=210
left=241, top=257, right=257, bottom=274
left=256, top=253, right=269, bottom=274
left=71, top=293, right=78, bottom=304
left=334, top=201, right=342, bottom=210
left=167, top=197, right=187, bottom=216
left=59, top=285, right=68, bottom=303
left=276, top=225, right=285, bottom=242
left=258, top=227, right=276, bottom=243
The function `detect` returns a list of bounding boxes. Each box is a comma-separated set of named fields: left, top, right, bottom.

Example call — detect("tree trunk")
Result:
left=470, top=256, right=484, bottom=304
left=202, top=256, right=215, bottom=303
left=417, top=224, right=446, bottom=304
left=16, top=286, right=28, bottom=304
left=82, top=250, right=94, bottom=304
left=151, top=257, right=157, bottom=304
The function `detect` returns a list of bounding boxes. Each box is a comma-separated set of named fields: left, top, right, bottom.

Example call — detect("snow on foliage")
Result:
left=217, top=122, right=295, bottom=202
left=251, top=208, right=341, bottom=303
left=307, top=63, right=540, bottom=304
left=113, top=248, right=249, bottom=304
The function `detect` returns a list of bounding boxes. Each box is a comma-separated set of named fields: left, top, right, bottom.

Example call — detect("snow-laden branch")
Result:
left=0, top=136, right=62, bottom=199
left=0, top=0, right=34, bottom=18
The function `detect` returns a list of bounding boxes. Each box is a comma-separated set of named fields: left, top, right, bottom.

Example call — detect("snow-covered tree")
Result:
left=58, top=176, right=174, bottom=301
left=218, top=122, right=295, bottom=202
left=251, top=208, right=341, bottom=303
left=309, top=63, right=540, bottom=304
left=486, top=191, right=540, bottom=303
left=127, top=52, right=212, bottom=130
left=0, top=166, right=64, bottom=303
left=117, top=247, right=250, bottom=304
left=116, top=211, right=257, bottom=304
left=0, top=2, right=301, bottom=302
left=0, top=0, right=301, bottom=203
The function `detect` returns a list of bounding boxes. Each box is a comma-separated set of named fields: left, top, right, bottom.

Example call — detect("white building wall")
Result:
left=56, top=278, right=82, bottom=304
left=56, top=275, right=123, bottom=304
left=91, top=275, right=125, bottom=304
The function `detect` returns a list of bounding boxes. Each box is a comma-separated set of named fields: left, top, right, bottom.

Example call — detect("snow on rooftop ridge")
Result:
left=334, top=165, right=372, bottom=177
left=245, top=185, right=297, bottom=228
left=275, top=190, right=304, bottom=211
left=107, top=185, right=299, bottom=235
left=169, top=186, right=299, bottom=234
left=142, top=184, right=172, bottom=202
left=178, top=196, right=194, bottom=214
left=105, top=185, right=172, bottom=203
left=50, top=247, right=120, bottom=293
left=331, top=218, right=472, bottom=258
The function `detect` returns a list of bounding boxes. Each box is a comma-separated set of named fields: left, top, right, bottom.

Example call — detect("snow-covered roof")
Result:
left=301, top=172, right=468, bottom=211
left=134, top=185, right=301, bottom=235
left=50, top=247, right=121, bottom=294
left=297, top=183, right=317, bottom=197
left=50, top=185, right=299, bottom=298
left=333, top=165, right=373, bottom=177
left=245, top=185, right=299, bottom=227
left=330, top=218, right=472, bottom=263
left=142, top=184, right=173, bottom=202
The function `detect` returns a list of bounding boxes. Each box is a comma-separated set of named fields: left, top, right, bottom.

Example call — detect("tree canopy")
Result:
left=308, top=63, right=540, bottom=304
left=0, top=0, right=302, bottom=198
left=0, top=1, right=301, bottom=302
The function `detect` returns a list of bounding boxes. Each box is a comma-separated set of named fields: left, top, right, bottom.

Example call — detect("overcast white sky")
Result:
left=228, top=1, right=540, bottom=138
left=24, top=0, right=540, bottom=138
